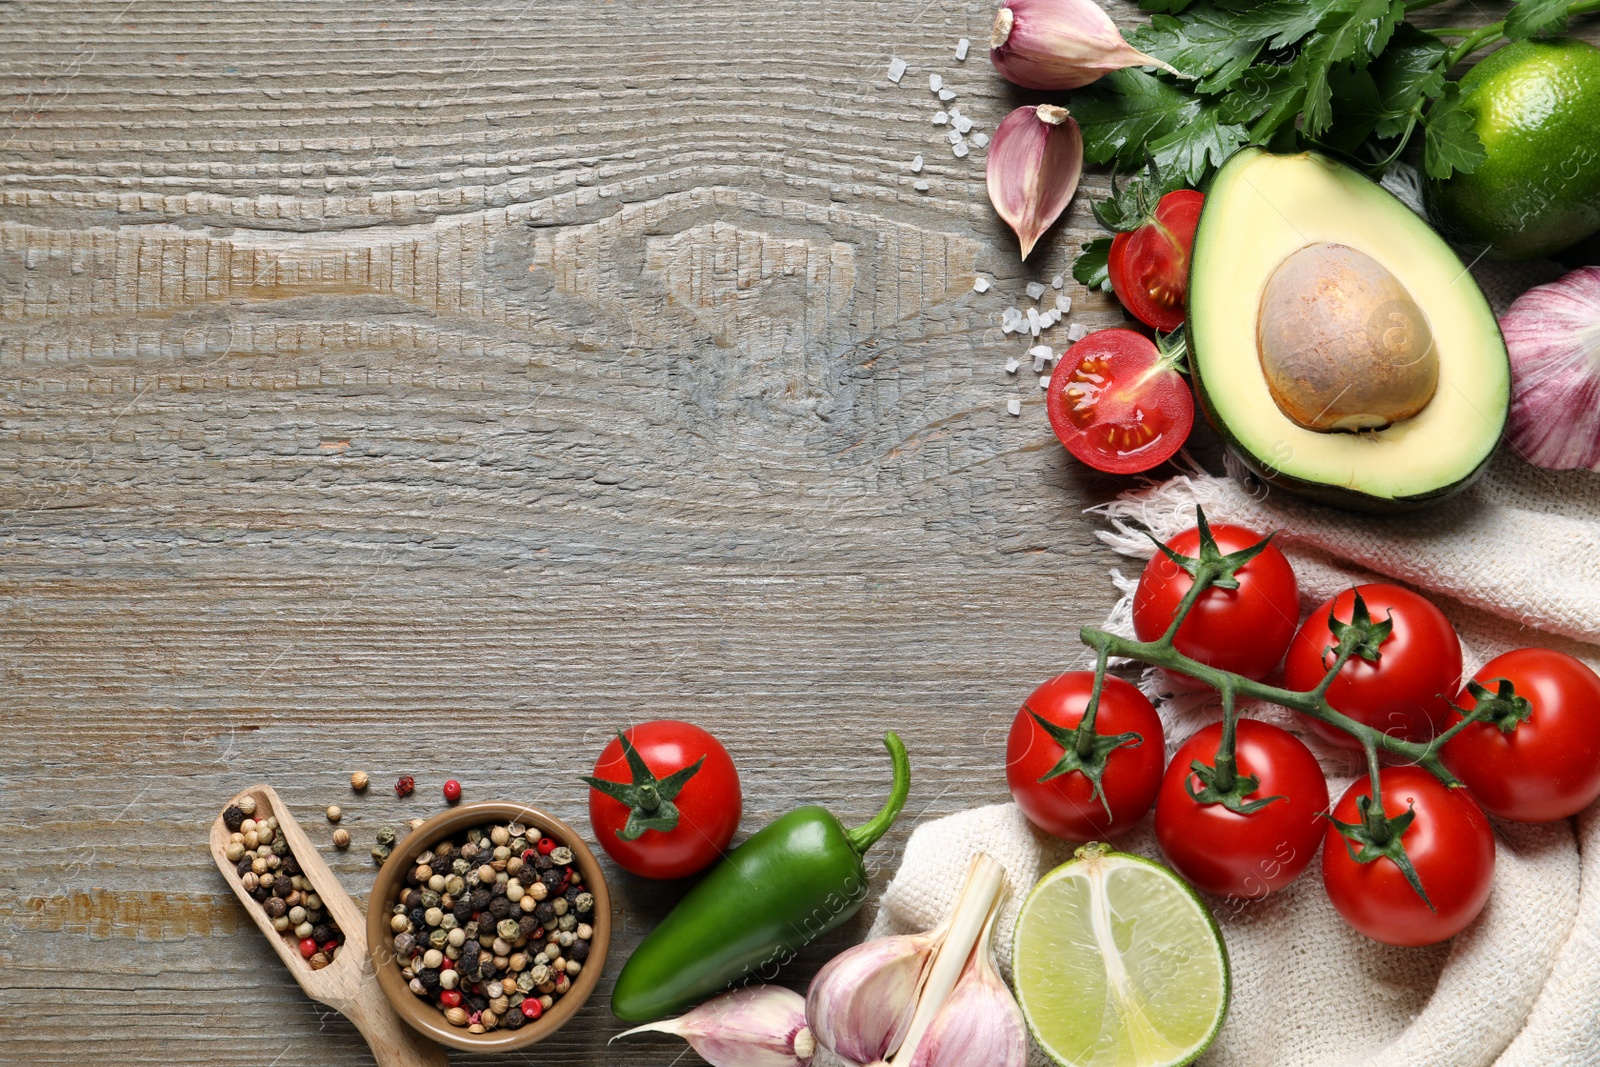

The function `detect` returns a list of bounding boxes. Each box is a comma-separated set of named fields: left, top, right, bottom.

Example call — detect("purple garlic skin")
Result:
left=987, top=104, right=1083, bottom=260
left=989, top=0, right=1181, bottom=91
left=1501, top=266, right=1600, bottom=470
left=614, top=985, right=815, bottom=1067
left=806, top=931, right=939, bottom=1064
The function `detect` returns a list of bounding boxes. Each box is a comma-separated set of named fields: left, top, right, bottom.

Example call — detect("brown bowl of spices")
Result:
left=368, top=801, right=611, bottom=1053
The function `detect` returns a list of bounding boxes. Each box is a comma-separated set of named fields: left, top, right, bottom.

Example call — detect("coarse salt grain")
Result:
left=955, top=115, right=973, bottom=134
left=1055, top=294, right=1072, bottom=313
left=933, top=111, right=949, bottom=125
left=1026, top=281, right=1046, bottom=300
left=914, top=179, right=930, bottom=192
left=953, top=141, right=968, bottom=158
left=929, top=73, right=943, bottom=91
left=1052, top=275, right=1065, bottom=289
left=888, top=58, right=907, bottom=83
left=948, top=129, right=963, bottom=145
left=1007, top=398, right=1022, bottom=416
left=1005, top=357, right=1020, bottom=374
left=1029, top=345, right=1052, bottom=372
left=938, top=88, right=956, bottom=101
left=1027, top=308, right=1041, bottom=335
left=973, top=275, right=991, bottom=293
left=911, top=154, right=924, bottom=173
left=1040, top=374, right=1051, bottom=390
left=972, top=132, right=989, bottom=148
left=1067, top=322, right=1089, bottom=342
left=956, top=38, right=970, bottom=60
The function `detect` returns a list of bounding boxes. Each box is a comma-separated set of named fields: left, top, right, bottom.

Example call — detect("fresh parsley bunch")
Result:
left=1071, top=0, right=1599, bottom=288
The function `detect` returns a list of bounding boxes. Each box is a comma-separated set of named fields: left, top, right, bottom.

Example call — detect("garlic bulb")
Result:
left=989, top=0, right=1181, bottom=91
left=806, top=929, right=943, bottom=1064
left=986, top=105, right=1084, bottom=260
left=613, top=985, right=816, bottom=1067
left=907, top=908, right=1027, bottom=1067
left=1500, top=266, right=1600, bottom=470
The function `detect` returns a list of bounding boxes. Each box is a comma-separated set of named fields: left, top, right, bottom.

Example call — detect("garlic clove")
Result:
left=805, top=928, right=943, bottom=1064
left=1500, top=266, right=1600, bottom=470
left=989, top=0, right=1181, bottom=91
left=907, top=907, right=1028, bottom=1067
left=986, top=104, right=1083, bottom=261
left=614, top=985, right=816, bottom=1067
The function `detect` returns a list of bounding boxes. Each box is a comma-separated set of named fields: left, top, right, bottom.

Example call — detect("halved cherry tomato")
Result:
left=1045, top=328, right=1194, bottom=475
left=1108, top=189, right=1204, bottom=333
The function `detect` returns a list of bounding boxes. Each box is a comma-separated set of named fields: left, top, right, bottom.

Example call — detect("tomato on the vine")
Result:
left=1006, top=672, right=1165, bottom=841
left=1133, top=522, right=1298, bottom=681
left=1321, top=766, right=1494, bottom=946
left=1283, top=584, right=1462, bottom=750
left=1442, top=648, right=1600, bottom=822
left=1108, top=189, right=1204, bottom=333
left=1155, top=720, right=1328, bottom=899
left=1045, top=328, right=1194, bottom=475
left=584, top=720, right=742, bottom=880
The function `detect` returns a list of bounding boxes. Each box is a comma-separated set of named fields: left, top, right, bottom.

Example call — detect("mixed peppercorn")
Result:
left=387, top=819, right=595, bottom=1033
left=222, top=797, right=346, bottom=970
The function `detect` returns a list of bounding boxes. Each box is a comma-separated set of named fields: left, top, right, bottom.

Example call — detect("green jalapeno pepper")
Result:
left=609, top=731, right=910, bottom=1022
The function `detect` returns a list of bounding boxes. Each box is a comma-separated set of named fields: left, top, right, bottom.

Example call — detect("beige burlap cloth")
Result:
left=868, top=255, right=1600, bottom=1064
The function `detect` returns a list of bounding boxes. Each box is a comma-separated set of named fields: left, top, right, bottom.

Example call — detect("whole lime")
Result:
left=1426, top=38, right=1600, bottom=260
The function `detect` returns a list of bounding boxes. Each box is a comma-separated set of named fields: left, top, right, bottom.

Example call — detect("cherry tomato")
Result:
left=1283, top=584, right=1462, bottom=750
left=586, top=720, right=742, bottom=880
left=1108, top=189, right=1204, bottom=333
left=1132, top=523, right=1298, bottom=682
left=1006, top=671, right=1165, bottom=841
left=1155, top=720, right=1328, bottom=899
left=1045, top=328, right=1194, bottom=475
left=1441, top=648, right=1600, bottom=822
left=1321, top=766, right=1494, bottom=946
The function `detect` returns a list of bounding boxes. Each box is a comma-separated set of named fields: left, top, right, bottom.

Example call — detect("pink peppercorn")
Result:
left=536, top=837, right=557, bottom=855
left=439, top=990, right=462, bottom=1009
left=299, top=938, right=317, bottom=959
left=442, top=779, right=462, bottom=803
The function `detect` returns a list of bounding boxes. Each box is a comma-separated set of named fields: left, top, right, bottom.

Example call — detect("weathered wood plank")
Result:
left=0, top=0, right=1592, bottom=1063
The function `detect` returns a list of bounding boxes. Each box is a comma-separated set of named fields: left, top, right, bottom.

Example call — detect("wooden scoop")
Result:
left=210, top=784, right=448, bottom=1067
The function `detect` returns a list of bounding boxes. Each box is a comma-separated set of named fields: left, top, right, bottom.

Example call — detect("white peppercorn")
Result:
left=326, top=805, right=342, bottom=823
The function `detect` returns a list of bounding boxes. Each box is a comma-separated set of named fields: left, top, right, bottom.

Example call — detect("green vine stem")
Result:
left=1079, top=506, right=1506, bottom=905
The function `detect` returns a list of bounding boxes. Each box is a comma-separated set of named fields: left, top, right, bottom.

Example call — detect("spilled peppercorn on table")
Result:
left=2, top=2, right=1594, bottom=1066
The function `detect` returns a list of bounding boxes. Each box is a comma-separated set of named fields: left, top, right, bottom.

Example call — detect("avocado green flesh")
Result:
left=1188, top=149, right=1509, bottom=511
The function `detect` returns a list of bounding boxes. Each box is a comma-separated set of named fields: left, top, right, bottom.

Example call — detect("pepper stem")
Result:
left=845, top=731, right=911, bottom=855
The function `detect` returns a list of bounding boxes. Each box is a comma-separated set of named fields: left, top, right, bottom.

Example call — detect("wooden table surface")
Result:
left=1, top=2, right=1589, bottom=1064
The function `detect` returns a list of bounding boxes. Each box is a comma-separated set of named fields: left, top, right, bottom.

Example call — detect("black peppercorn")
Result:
left=264, top=897, right=287, bottom=919
left=504, top=1007, right=526, bottom=1029
left=409, top=907, right=428, bottom=930
left=490, top=881, right=507, bottom=898
left=569, top=940, right=590, bottom=963
left=403, top=888, right=423, bottom=910
left=534, top=853, right=553, bottom=872
left=534, top=902, right=556, bottom=925
left=311, top=924, right=334, bottom=944
left=489, top=897, right=510, bottom=920
left=420, top=968, right=443, bottom=992
left=460, top=940, right=480, bottom=965
left=430, top=854, right=450, bottom=876
left=235, top=858, right=252, bottom=877
left=252, top=886, right=271, bottom=903
left=471, top=889, right=491, bottom=912
left=280, top=855, right=302, bottom=877
left=273, top=880, right=293, bottom=899
left=223, top=805, right=246, bottom=832
left=564, top=887, right=582, bottom=905
left=540, top=869, right=563, bottom=892
left=453, top=900, right=473, bottom=925
left=468, top=994, right=489, bottom=1013
left=518, top=916, right=540, bottom=939
left=517, top=866, right=538, bottom=886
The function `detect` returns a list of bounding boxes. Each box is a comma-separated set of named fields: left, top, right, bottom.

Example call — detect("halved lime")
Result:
left=1012, top=844, right=1229, bottom=1067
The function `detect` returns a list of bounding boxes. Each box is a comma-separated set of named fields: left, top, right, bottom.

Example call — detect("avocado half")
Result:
left=1188, top=149, right=1509, bottom=512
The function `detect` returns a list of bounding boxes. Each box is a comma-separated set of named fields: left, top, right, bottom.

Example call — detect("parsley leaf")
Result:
left=1215, top=0, right=1336, bottom=51
left=1370, top=25, right=1447, bottom=138
left=1149, top=106, right=1249, bottom=182
left=1505, top=0, right=1570, bottom=40
left=1139, top=0, right=1198, bottom=11
left=1072, top=69, right=1205, bottom=172
left=1130, top=4, right=1264, bottom=93
left=1072, top=238, right=1114, bottom=292
left=1423, top=82, right=1487, bottom=179
left=1300, top=0, right=1406, bottom=137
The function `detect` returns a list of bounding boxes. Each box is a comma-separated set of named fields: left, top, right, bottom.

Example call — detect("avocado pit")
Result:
left=1257, top=243, right=1438, bottom=432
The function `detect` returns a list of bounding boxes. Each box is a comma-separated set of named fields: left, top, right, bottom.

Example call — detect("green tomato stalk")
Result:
left=1074, top=505, right=1507, bottom=909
